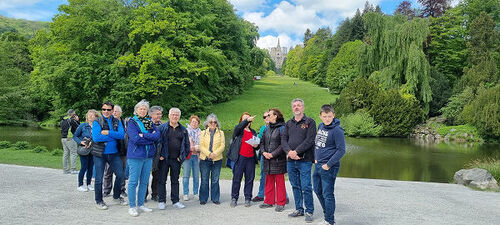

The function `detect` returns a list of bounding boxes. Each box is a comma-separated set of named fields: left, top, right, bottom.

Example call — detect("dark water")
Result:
left=1, top=126, right=498, bottom=183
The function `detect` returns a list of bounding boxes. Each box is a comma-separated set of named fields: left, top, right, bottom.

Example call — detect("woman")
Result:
left=199, top=114, right=225, bottom=205
left=183, top=115, right=202, bottom=201
left=73, top=109, right=100, bottom=192
left=259, top=108, right=287, bottom=212
left=126, top=100, right=160, bottom=217
left=227, top=112, right=259, bottom=208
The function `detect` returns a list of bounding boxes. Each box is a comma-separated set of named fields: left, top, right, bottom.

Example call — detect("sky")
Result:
left=0, top=0, right=458, bottom=49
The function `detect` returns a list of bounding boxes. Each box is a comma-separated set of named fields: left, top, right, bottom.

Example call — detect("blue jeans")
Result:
left=257, top=155, right=266, bottom=198
left=127, top=158, right=152, bottom=207
left=93, top=153, right=125, bottom=203
left=182, top=155, right=199, bottom=195
left=313, top=164, right=340, bottom=225
left=78, top=154, right=93, bottom=186
left=199, top=159, right=222, bottom=202
left=288, top=161, right=314, bottom=214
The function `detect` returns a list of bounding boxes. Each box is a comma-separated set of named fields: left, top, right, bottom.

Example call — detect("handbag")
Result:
left=77, top=137, right=92, bottom=156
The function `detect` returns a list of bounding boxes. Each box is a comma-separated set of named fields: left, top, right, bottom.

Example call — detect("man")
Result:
left=92, top=101, right=127, bottom=210
left=147, top=105, right=163, bottom=202
left=282, top=98, right=316, bottom=223
left=314, top=104, right=345, bottom=225
left=157, top=107, right=190, bottom=210
left=103, top=105, right=127, bottom=198
left=60, top=109, right=80, bottom=174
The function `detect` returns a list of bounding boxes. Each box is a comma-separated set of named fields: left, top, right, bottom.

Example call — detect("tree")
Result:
left=461, top=84, right=500, bottom=139
left=304, top=28, right=313, bottom=47
left=351, top=9, right=365, bottom=40
left=326, top=40, right=363, bottom=93
left=418, top=0, right=451, bottom=17
left=395, top=1, right=415, bottom=19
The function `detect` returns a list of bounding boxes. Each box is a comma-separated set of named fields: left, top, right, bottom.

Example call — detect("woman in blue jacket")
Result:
left=126, top=100, right=160, bottom=217
left=73, top=109, right=100, bottom=192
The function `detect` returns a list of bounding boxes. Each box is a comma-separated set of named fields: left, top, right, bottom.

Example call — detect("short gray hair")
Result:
left=134, top=99, right=150, bottom=115
left=149, top=105, right=163, bottom=114
left=169, top=107, right=181, bottom=116
left=291, top=98, right=304, bottom=107
left=114, top=105, right=122, bottom=112
left=203, top=113, right=221, bottom=128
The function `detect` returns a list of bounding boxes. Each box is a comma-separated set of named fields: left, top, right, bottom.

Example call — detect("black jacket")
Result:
left=226, top=119, right=258, bottom=164
left=158, top=122, right=190, bottom=163
left=261, top=121, right=287, bottom=175
left=60, top=116, right=80, bottom=138
left=281, top=115, right=316, bottom=162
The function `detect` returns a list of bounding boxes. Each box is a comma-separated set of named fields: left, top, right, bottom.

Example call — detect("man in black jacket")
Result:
left=281, top=98, right=317, bottom=223
left=60, top=109, right=80, bottom=174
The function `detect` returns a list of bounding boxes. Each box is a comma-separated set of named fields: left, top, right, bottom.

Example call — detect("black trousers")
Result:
left=231, top=155, right=255, bottom=201
left=158, top=158, right=181, bottom=204
left=145, top=169, right=159, bottom=199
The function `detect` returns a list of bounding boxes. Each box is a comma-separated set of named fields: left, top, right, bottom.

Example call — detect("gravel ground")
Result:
left=0, top=164, right=499, bottom=225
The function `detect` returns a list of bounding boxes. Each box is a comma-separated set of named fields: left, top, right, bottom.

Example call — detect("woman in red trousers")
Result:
left=259, top=108, right=287, bottom=212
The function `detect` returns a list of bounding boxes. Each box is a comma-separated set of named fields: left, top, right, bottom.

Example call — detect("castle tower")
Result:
left=269, top=38, right=287, bottom=70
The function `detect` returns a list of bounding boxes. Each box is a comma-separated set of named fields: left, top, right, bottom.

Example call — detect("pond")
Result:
left=1, top=126, right=498, bottom=183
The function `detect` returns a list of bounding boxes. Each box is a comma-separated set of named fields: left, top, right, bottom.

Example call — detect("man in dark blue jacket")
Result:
left=157, top=107, right=190, bottom=210
left=313, top=104, right=345, bottom=225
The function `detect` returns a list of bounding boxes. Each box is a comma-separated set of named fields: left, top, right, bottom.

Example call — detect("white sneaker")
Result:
left=128, top=207, right=139, bottom=217
left=87, top=185, right=94, bottom=191
left=77, top=185, right=88, bottom=192
left=183, top=195, right=189, bottom=201
left=318, top=220, right=331, bottom=225
left=139, top=205, right=153, bottom=212
left=158, top=202, right=166, bottom=210
left=173, top=202, right=185, bottom=209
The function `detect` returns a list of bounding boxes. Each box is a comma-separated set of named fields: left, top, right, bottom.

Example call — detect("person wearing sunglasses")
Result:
left=198, top=114, right=225, bottom=205
left=91, top=101, right=127, bottom=210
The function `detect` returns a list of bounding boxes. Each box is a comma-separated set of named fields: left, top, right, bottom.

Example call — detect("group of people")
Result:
left=61, top=98, right=345, bottom=225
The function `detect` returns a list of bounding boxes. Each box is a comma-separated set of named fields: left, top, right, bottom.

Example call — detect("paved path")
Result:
left=0, top=164, right=499, bottom=225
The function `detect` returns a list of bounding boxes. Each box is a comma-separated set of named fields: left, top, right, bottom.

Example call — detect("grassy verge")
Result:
left=434, top=124, right=483, bottom=142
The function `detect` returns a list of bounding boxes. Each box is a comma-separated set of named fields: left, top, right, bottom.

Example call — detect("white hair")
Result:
left=169, top=107, right=181, bottom=116
left=114, top=105, right=122, bottom=112
left=133, top=100, right=150, bottom=115
left=203, top=113, right=221, bottom=128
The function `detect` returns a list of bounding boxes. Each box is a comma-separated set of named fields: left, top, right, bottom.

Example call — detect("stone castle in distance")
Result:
left=268, top=39, right=288, bottom=70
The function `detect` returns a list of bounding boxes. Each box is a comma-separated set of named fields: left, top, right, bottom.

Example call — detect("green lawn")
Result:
left=199, top=75, right=338, bottom=130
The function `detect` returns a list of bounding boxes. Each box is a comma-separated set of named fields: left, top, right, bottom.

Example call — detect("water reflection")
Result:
left=0, top=126, right=498, bottom=183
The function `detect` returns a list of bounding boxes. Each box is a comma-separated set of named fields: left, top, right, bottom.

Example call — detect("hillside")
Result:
left=0, top=15, right=48, bottom=38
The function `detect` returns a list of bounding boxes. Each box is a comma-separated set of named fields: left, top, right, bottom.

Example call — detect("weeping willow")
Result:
left=359, top=13, right=432, bottom=113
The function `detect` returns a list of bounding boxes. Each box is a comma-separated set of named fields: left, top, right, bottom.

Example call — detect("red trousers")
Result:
left=264, top=173, right=286, bottom=206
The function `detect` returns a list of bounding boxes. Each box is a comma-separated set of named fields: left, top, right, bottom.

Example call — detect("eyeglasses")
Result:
left=101, top=108, right=113, bottom=111
left=209, top=121, right=217, bottom=124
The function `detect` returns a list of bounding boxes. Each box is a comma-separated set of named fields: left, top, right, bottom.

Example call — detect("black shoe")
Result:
left=244, top=199, right=251, bottom=207
left=230, top=199, right=237, bottom=208
left=251, top=196, right=264, bottom=202
left=151, top=196, right=158, bottom=202
left=259, top=203, right=273, bottom=209
left=200, top=201, right=207, bottom=205
left=288, top=210, right=304, bottom=217
left=275, top=205, right=285, bottom=212
left=213, top=201, right=220, bottom=205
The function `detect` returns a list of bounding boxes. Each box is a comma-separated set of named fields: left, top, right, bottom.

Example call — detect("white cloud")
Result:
left=256, top=33, right=302, bottom=49
left=229, top=0, right=266, bottom=12
left=292, top=0, right=381, bottom=18
left=0, top=0, right=43, bottom=10
left=243, top=1, right=328, bottom=36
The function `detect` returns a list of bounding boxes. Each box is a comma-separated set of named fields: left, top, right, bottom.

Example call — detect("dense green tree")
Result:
left=428, top=68, right=452, bottom=116
left=326, top=40, right=363, bottom=93
left=334, top=78, right=382, bottom=117
left=304, top=28, right=313, bottom=47
left=462, top=84, right=500, bottom=139
left=0, top=15, right=48, bottom=38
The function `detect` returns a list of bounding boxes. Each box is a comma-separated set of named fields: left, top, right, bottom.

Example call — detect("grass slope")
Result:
left=206, top=75, right=338, bottom=130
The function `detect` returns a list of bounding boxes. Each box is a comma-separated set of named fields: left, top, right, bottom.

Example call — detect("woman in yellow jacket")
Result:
left=199, top=113, right=225, bottom=205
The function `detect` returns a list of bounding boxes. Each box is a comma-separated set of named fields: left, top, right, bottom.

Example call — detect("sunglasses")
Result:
left=101, top=108, right=113, bottom=111
left=209, top=121, right=217, bottom=124
left=263, top=115, right=269, bottom=119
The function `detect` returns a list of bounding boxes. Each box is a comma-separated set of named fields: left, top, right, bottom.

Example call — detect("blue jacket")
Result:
left=314, top=118, right=345, bottom=168
left=159, top=121, right=190, bottom=163
left=92, top=116, right=125, bottom=154
left=73, top=122, right=92, bottom=144
left=127, top=117, right=161, bottom=159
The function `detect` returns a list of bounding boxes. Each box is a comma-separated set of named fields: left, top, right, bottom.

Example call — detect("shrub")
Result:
left=32, top=146, right=49, bottom=153
left=266, top=70, right=276, bottom=76
left=440, top=87, right=476, bottom=125
left=51, top=148, right=63, bottom=156
left=13, top=141, right=30, bottom=150
left=370, top=90, right=425, bottom=136
left=461, top=84, right=500, bottom=139
left=333, top=78, right=382, bottom=117
left=341, top=110, right=382, bottom=137
left=0, top=141, right=11, bottom=149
